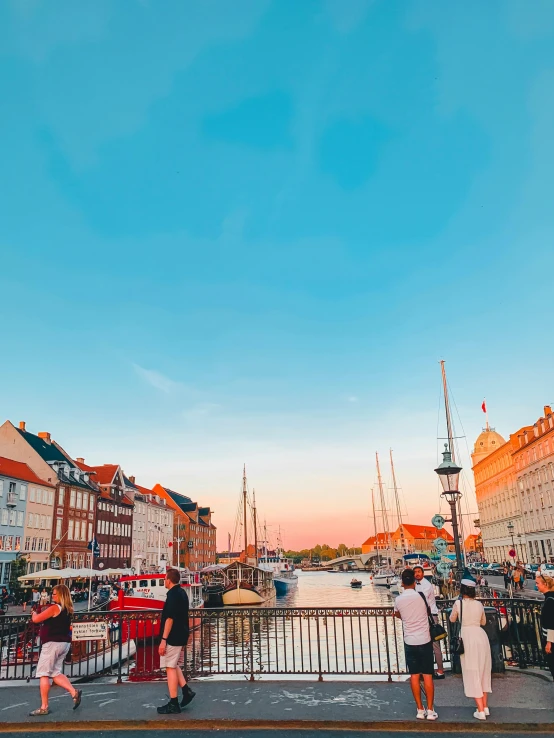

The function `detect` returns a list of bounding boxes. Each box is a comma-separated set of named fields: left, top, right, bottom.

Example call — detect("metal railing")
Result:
left=0, top=599, right=547, bottom=682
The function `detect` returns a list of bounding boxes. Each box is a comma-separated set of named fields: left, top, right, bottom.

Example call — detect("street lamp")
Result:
left=434, top=444, right=464, bottom=572
left=507, top=521, right=516, bottom=563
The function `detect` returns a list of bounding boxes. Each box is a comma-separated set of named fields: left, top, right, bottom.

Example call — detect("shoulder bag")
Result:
left=417, top=591, right=447, bottom=642
left=450, top=599, right=465, bottom=655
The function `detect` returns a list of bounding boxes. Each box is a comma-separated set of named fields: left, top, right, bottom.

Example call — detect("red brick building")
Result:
left=75, top=461, right=134, bottom=570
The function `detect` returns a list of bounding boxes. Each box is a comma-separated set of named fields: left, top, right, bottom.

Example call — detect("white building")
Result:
left=132, top=481, right=174, bottom=572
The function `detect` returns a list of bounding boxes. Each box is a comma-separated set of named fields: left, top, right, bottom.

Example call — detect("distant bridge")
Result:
left=323, top=554, right=374, bottom=570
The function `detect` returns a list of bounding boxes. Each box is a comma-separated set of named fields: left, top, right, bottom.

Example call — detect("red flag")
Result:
left=481, top=399, right=487, bottom=414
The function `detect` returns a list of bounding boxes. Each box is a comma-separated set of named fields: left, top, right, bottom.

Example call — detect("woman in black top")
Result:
left=29, top=584, right=82, bottom=716
left=536, top=574, right=554, bottom=679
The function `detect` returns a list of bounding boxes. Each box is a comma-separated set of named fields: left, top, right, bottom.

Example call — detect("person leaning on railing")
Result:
left=535, top=573, right=554, bottom=680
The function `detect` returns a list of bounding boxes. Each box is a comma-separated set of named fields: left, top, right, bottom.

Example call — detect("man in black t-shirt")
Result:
left=157, top=569, right=196, bottom=714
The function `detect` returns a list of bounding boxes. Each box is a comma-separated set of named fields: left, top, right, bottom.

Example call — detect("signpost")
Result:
left=72, top=622, right=108, bottom=642
left=434, top=537, right=448, bottom=552
left=432, top=514, right=446, bottom=530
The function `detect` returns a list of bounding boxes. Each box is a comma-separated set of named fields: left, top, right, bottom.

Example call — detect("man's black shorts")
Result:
left=404, top=641, right=434, bottom=675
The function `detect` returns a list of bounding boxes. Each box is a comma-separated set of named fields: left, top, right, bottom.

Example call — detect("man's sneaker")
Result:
left=473, top=710, right=486, bottom=721
left=157, top=700, right=181, bottom=714
left=416, top=709, right=427, bottom=720
left=181, top=686, right=196, bottom=707
left=426, top=709, right=439, bottom=721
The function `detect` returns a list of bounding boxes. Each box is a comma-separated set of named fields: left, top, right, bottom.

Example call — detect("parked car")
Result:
left=539, top=563, right=554, bottom=576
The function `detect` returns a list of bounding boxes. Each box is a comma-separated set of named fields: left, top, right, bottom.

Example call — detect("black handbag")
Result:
left=451, top=599, right=465, bottom=655
left=418, top=592, right=447, bottom=642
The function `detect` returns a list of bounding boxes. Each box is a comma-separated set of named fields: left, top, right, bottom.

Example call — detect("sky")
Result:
left=1, top=0, right=554, bottom=552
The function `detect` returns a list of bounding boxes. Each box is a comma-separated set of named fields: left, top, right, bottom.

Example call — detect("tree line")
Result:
left=284, top=543, right=362, bottom=564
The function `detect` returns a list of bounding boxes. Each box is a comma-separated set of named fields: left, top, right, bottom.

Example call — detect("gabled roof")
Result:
left=198, top=506, right=211, bottom=516
left=15, top=428, right=98, bottom=491
left=362, top=533, right=390, bottom=546
left=400, top=524, right=454, bottom=541
left=0, top=456, right=56, bottom=488
left=75, top=461, right=119, bottom=486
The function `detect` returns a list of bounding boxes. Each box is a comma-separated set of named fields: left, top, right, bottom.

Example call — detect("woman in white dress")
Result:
left=449, top=577, right=492, bottom=721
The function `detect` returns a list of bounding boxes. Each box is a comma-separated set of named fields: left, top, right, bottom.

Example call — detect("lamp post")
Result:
left=434, top=444, right=464, bottom=573
left=507, top=521, right=516, bottom=563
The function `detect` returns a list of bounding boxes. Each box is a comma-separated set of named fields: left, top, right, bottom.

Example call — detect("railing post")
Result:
left=315, top=614, right=323, bottom=681
left=117, top=611, right=123, bottom=684
left=249, top=611, right=255, bottom=681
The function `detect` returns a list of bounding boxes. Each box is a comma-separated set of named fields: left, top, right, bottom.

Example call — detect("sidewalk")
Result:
left=0, top=672, right=553, bottom=731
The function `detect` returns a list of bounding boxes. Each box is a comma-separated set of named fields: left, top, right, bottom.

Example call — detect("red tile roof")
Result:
left=75, top=461, right=119, bottom=486
left=0, top=456, right=55, bottom=488
left=399, top=524, right=454, bottom=541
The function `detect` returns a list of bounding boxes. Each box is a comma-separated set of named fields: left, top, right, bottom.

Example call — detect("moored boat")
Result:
left=221, top=562, right=275, bottom=606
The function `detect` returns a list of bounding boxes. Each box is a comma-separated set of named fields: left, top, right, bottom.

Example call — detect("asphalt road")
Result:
left=484, top=574, right=540, bottom=595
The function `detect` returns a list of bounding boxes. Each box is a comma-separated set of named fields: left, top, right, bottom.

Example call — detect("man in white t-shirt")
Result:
left=414, top=566, right=445, bottom=678
left=394, top=568, right=438, bottom=721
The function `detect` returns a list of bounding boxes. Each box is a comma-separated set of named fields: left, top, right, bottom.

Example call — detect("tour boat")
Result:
left=350, top=578, right=362, bottom=589
left=108, top=570, right=204, bottom=637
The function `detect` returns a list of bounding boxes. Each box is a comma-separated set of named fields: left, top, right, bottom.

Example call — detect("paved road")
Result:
left=485, top=574, right=541, bottom=597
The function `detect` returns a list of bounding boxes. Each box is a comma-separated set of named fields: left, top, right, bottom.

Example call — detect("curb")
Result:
left=1, top=719, right=553, bottom=733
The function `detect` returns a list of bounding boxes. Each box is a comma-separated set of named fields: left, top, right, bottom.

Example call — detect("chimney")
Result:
left=544, top=406, right=552, bottom=417
left=76, top=458, right=85, bottom=464
left=38, top=432, right=51, bottom=444
left=129, top=476, right=136, bottom=484
left=19, top=421, right=26, bottom=431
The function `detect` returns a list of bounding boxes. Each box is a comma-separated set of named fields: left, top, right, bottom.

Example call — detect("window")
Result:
left=68, top=519, right=74, bottom=540
left=82, top=492, right=88, bottom=510
left=20, top=484, right=27, bottom=501
left=59, top=487, right=65, bottom=506
left=16, top=511, right=23, bottom=527
left=49, top=490, right=54, bottom=505
left=24, top=536, right=30, bottom=550
left=89, top=495, right=95, bottom=511
left=31, top=537, right=37, bottom=551
left=9, top=510, right=16, bottom=526
left=0, top=480, right=3, bottom=497
left=38, top=538, right=43, bottom=551
left=40, top=515, right=46, bottom=529
left=88, top=523, right=92, bottom=541
left=70, top=488, right=76, bottom=508
left=55, top=518, right=62, bottom=540
left=76, top=491, right=82, bottom=510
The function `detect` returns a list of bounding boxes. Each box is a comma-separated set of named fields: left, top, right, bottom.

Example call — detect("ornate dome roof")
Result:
left=471, top=427, right=506, bottom=466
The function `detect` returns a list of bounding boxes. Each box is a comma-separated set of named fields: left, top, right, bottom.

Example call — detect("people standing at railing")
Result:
left=449, top=572, right=491, bottom=721
left=394, top=568, right=439, bottom=721
left=157, top=568, right=196, bottom=714
left=535, top=573, right=554, bottom=680
left=414, top=566, right=445, bottom=680
left=28, top=584, right=82, bottom=717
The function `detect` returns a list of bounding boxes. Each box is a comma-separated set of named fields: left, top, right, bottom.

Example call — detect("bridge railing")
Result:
left=0, top=599, right=547, bottom=682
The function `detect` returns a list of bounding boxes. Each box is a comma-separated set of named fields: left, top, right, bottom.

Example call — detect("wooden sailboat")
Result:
left=221, top=467, right=275, bottom=606
left=373, top=452, right=398, bottom=587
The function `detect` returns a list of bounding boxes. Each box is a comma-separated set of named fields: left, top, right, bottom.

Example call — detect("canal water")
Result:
left=277, top=570, right=394, bottom=608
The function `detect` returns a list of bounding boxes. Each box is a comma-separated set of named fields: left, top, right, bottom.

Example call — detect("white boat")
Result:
left=258, top=551, right=298, bottom=595
left=373, top=570, right=398, bottom=588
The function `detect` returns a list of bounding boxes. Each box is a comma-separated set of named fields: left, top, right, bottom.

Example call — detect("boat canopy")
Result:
left=403, top=553, right=431, bottom=561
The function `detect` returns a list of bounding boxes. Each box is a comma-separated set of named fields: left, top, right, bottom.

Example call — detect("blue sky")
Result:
left=2, top=0, right=554, bottom=549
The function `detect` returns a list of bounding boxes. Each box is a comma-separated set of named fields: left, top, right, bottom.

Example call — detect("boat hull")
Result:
left=222, top=582, right=274, bottom=606
left=274, top=576, right=298, bottom=595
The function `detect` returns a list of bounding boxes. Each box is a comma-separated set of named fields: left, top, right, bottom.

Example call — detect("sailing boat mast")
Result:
left=376, top=452, right=392, bottom=565
left=252, top=487, right=258, bottom=566
left=440, top=361, right=456, bottom=463
left=242, top=465, right=248, bottom=563
left=371, top=487, right=378, bottom=539
left=390, top=449, right=406, bottom=555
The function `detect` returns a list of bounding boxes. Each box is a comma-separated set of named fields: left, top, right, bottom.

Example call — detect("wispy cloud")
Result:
left=133, top=364, right=181, bottom=394
left=347, top=396, right=359, bottom=403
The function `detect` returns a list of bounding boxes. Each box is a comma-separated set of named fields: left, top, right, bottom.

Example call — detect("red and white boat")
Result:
left=108, top=570, right=204, bottom=638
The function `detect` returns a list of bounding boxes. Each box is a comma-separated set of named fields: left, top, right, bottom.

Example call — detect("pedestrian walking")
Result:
left=535, top=573, right=554, bottom=680
left=29, top=584, right=82, bottom=716
left=157, top=568, right=196, bottom=714
left=512, top=567, right=522, bottom=592
left=394, top=568, right=438, bottom=721
left=449, top=571, right=491, bottom=721
left=414, top=565, right=445, bottom=679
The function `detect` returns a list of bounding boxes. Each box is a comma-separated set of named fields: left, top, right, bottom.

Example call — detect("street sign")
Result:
left=434, top=537, right=448, bottom=552
left=432, top=514, right=446, bottom=530
left=437, top=562, right=451, bottom=576
left=509, top=548, right=516, bottom=558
